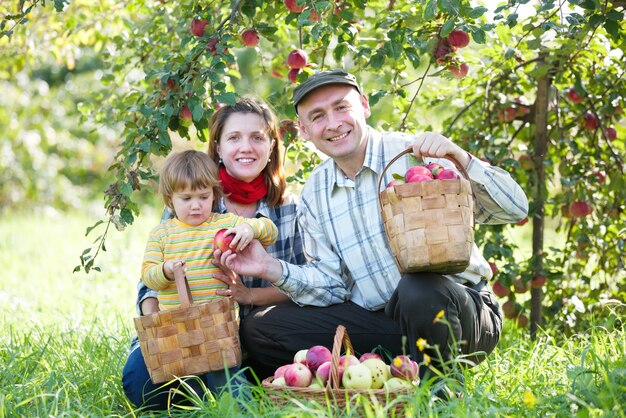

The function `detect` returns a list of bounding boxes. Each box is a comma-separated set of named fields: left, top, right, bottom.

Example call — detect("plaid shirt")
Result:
left=274, top=127, right=529, bottom=311
left=135, top=193, right=305, bottom=319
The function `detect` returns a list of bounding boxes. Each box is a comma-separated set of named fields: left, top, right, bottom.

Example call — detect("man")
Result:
left=217, top=69, right=528, bottom=386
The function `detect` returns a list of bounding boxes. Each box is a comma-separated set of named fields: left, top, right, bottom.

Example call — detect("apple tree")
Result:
left=3, top=0, right=624, bottom=335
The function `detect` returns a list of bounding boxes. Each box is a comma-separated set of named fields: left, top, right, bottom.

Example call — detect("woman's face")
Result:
left=217, top=112, right=275, bottom=183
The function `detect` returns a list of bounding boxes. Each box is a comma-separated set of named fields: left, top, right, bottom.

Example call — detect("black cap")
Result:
left=293, top=69, right=361, bottom=110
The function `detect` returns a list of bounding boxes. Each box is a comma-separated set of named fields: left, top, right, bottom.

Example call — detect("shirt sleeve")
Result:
left=273, top=198, right=351, bottom=307
left=141, top=225, right=171, bottom=290
left=243, top=216, right=278, bottom=247
left=464, top=155, right=529, bottom=224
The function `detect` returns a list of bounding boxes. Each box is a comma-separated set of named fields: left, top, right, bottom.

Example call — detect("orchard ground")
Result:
left=0, top=207, right=624, bottom=416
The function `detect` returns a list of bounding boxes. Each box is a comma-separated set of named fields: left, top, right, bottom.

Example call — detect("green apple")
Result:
left=271, top=376, right=286, bottom=387
left=342, top=363, right=372, bottom=389
left=383, top=377, right=413, bottom=393
left=361, top=358, right=389, bottom=389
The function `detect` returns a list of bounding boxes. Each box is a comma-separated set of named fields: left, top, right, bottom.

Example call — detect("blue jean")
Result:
left=122, top=346, right=246, bottom=410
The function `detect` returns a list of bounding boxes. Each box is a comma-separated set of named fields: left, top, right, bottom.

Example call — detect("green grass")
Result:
left=1, top=209, right=624, bottom=417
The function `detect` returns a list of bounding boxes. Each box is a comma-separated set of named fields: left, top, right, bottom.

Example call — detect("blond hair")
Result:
left=159, top=150, right=221, bottom=211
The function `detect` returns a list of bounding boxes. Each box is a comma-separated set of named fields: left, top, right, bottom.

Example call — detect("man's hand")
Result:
left=213, top=239, right=283, bottom=283
left=412, top=132, right=470, bottom=168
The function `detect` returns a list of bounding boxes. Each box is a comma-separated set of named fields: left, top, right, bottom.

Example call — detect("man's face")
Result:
left=297, top=84, right=371, bottom=165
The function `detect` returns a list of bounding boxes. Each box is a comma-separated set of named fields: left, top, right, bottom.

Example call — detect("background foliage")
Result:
left=1, top=0, right=625, bottom=335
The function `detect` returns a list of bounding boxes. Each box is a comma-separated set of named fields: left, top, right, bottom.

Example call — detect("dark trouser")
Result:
left=241, top=272, right=502, bottom=380
left=122, top=347, right=244, bottom=410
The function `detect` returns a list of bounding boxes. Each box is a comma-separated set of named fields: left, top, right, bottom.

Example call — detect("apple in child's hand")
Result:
left=390, top=355, right=419, bottom=380
left=293, top=349, right=309, bottom=365
left=361, top=358, right=389, bottom=389
left=435, top=168, right=460, bottom=180
left=306, top=345, right=331, bottom=372
left=404, top=165, right=433, bottom=182
left=214, top=228, right=234, bottom=253
left=342, top=363, right=373, bottom=389
left=315, top=360, right=331, bottom=385
left=284, top=363, right=313, bottom=387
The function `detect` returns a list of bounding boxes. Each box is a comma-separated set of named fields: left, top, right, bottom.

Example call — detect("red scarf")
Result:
left=219, top=166, right=268, bottom=204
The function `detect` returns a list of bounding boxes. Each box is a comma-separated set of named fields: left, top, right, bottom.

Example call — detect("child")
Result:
left=141, top=149, right=278, bottom=310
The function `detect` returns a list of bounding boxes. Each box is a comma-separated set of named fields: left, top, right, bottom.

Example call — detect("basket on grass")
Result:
left=133, top=262, right=241, bottom=384
left=377, top=148, right=474, bottom=274
left=262, top=325, right=411, bottom=413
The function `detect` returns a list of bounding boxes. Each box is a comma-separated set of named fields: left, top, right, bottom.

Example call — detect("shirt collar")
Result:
left=216, top=197, right=270, bottom=218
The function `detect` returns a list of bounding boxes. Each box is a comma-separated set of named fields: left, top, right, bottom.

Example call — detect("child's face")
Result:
left=171, top=186, right=214, bottom=226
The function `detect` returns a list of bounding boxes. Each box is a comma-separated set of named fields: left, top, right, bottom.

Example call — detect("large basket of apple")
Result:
left=261, top=325, right=418, bottom=413
left=133, top=263, right=241, bottom=384
left=377, top=148, right=474, bottom=274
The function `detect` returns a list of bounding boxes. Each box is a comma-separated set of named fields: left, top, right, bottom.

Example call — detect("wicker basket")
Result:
left=377, top=148, right=474, bottom=274
left=133, top=262, right=241, bottom=384
left=262, top=325, right=412, bottom=413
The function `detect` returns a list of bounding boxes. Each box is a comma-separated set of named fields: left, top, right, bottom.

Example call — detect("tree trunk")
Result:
left=530, top=72, right=551, bottom=339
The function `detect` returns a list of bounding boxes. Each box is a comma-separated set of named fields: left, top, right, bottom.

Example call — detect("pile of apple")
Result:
left=269, top=345, right=420, bottom=391
left=386, top=162, right=459, bottom=188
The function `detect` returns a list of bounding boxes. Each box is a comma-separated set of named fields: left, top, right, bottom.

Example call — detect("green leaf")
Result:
left=578, top=0, right=597, bottom=9
left=120, top=208, right=134, bottom=224
left=467, top=6, right=487, bottom=19
left=471, top=28, right=486, bottom=44
left=369, top=51, right=386, bottom=70
left=424, top=0, right=437, bottom=20
left=85, top=220, right=105, bottom=236
left=440, top=19, right=456, bottom=38
left=333, top=42, right=348, bottom=63
left=603, top=20, right=619, bottom=40
left=404, top=47, right=421, bottom=69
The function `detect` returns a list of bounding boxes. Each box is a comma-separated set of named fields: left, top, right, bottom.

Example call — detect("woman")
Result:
left=122, top=97, right=305, bottom=410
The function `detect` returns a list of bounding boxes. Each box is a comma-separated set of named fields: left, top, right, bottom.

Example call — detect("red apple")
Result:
left=435, top=169, right=460, bottom=180
left=284, top=0, right=305, bottom=13
left=447, top=29, right=470, bottom=48
left=407, top=174, right=433, bottom=183
left=593, top=170, right=606, bottom=184
left=513, top=278, right=528, bottom=294
left=287, top=68, right=299, bottom=83
left=516, top=217, right=529, bottom=226
left=213, top=228, right=235, bottom=252
left=517, top=314, right=528, bottom=328
left=498, top=107, right=517, bottom=122
left=315, top=361, right=331, bottom=385
left=241, top=28, right=259, bottom=47
left=274, top=364, right=290, bottom=379
left=606, top=126, right=617, bottom=141
left=390, top=355, right=419, bottom=380
left=279, top=119, right=299, bottom=140
left=567, top=87, right=583, bottom=104
left=513, top=97, right=531, bottom=117
left=309, top=8, right=322, bottom=22
left=293, top=348, right=308, bottom=364
left=207, top=37, right=220, bottom=53
left=583, top=112, right=598, bottom=131
left=425, top=162, right=444, bottom=177
left=502, top=300, right=517, bottom=318
left=284, top=363, right=313, bottom=387
left=359, top=352, right=382, bottom=362
left=569, top=201, right=592, bottom=218
left=488, top=262, right=498, bottom=276
left=492, top=280, right=510, bottom=298
left=306, top=345, right=332, bottom=372
left=190, top=18, right=208, bottom=37
left=404, top=165, right=433, bottom=182
left=162, top=78, right=176, bottom=93
left=531, top=275, right=546, bottom=288
left=448, top=62, right=469, bottom=79
left=179, top=105, right=192, bottom=127
left=518, top=154, right=534, bottom=170
left=287, top=49, right=308, bottom=69
left=434, top=38, right=455, bottom=64
left=386, top=179, right=406, bottom=188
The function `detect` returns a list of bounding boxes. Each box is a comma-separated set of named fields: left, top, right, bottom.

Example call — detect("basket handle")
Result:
left=327, top=325, right=355, bottom=390
left=172, top=261, right=193, bottom=308
left=376, top=147, right=472, bottom=214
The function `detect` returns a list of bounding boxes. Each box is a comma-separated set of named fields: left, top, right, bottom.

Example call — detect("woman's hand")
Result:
left=214, top=265, right=253, bottom=305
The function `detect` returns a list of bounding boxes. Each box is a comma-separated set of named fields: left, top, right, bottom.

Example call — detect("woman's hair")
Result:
left=159, top=150, right=221, bottom=211
left=207, top=96, right=287, bottom=207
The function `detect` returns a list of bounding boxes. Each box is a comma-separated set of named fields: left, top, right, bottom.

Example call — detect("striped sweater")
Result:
left=141, top=212, right=277, bottom=310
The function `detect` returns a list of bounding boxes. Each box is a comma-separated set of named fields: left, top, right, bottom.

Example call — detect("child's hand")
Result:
left=227, top=223, right=254, bottom=251
left=163, top=259, right=186, bottom=281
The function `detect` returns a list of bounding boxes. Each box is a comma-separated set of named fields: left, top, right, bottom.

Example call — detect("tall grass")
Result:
left=0, top=209, right=624, bottom=417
